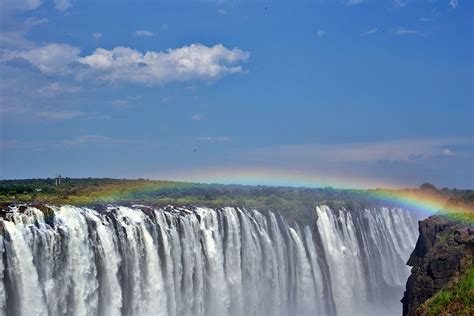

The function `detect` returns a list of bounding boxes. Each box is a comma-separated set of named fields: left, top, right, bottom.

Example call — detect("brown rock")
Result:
left=402, top=216, right=474, bottom=316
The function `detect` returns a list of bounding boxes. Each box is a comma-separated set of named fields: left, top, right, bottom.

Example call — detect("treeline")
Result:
left=0, top=178, right=472, bottom=225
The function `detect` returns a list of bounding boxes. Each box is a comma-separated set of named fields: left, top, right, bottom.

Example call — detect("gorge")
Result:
left=0, top=204, right=419, bottom=316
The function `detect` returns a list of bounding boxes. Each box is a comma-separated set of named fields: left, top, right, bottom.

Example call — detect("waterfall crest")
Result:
left=0, top=205, right=418, bottom=316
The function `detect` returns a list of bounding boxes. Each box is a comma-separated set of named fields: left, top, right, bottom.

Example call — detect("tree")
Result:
left=420, top=183, right=438, bottom=191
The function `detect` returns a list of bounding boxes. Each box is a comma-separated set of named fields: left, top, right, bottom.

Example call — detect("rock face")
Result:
left=401, top=216, right=474, bottom=316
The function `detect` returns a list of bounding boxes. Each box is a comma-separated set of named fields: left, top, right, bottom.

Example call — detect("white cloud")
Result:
left=0, top=135, right=120, bottom=150
left=168, top=138, right=473, bottom=189
left=53, top=0, right=72, bottom=11
left=1, top=0, right=42, bottom=11
left=77, top=43, right=249, bottom=85
left=37, top=110, right=82, bottom=119
left=3, top=43, right=80, bottom=74
left=394, top=27, right=421, bottom=36
left=0, top=17, right=47, bottom=49
left=242, top=138, right=471, bottom=165
left=420, top=17, right=434, bottom=23
left=92, top=33, right=102, bottom=39
left=316, top=30, right=325, bottom=38
left=361, top=28, right=378, bottom=36
left=449, top=0, right=459, bottom=8
left=197, top=136, right=231, bottom=143
left=345, top=0, right=365, bottom=5
left=134, top=30, right=155, bottom=37
left=63, top=135, right=113, bottom=144
left=38, top=82, right=81, bottom=97
left=218, top=9, right=227, bottom=15
left=3, top=43, right=249, bottom=85
left=25, top=17, right=48, bottom=27
left=1, top=134, right=137, bottom=153
left=161, top=96, right=174, bottom=103
left=0, top=32, right=35, bottom=49
left=2, top=0, right=72, bottom=12
left=191, top=114, right=205, bottom=121
left=441, top=148, right=456, bottom=157
left=393, top=0, right=408, bottom=8
left=107, top=99, right=129, bottom=107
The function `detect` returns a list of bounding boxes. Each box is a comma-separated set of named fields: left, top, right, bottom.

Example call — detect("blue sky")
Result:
left=0, top=0, right=472, bottom=189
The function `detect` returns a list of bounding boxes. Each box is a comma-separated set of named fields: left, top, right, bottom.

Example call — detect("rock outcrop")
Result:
left=401, top=215, right=474, bottom=316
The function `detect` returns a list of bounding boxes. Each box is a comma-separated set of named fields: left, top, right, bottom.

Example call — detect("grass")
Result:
left=421, top=265, right=474, bottom=316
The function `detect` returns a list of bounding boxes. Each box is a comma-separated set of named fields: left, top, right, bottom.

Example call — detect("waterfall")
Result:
left=315, top=206, right=418, bottom=316
left=0, top=204, right=418, bottom=316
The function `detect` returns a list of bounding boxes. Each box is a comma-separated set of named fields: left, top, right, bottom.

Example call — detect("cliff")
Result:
left=401, top=216, right=474, bottom=316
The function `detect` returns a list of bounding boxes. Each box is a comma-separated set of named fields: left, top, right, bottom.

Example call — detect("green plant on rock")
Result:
left=420, top=265, right=474, bottom=316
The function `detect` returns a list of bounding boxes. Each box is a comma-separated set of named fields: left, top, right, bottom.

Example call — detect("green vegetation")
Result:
left=420, top=266, right=474, bottom=316
left=1, top=179, right=473, bottom=225
left=0, top=178, right=374, bottom=224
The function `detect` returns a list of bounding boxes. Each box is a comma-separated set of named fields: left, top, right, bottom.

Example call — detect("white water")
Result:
left=0, top=204, right=418, bottom=316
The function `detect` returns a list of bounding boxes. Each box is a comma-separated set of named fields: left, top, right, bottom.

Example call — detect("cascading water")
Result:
left=0, top=204, right=419, bottom=316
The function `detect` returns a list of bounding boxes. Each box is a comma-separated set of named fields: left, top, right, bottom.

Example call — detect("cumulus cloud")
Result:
left=77, top=44, right=249, bottom=85
left=92, top=33, right=102, bottom=39
left=361, top=28, right=378, bottom=36
left=134, top=30, right=155, bottom=37
left=2, top=43, right=249, bottom=85
left=3, top=43, right=80, bottom=74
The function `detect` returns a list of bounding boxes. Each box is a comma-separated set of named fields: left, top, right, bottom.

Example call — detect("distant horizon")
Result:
left=1, top=175, right=472, bottom=191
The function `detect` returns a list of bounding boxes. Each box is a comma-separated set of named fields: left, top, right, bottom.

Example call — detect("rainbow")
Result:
left=362, top=189, right=473, bottom=224
left=14, top=169, right=471, bottom=224
left=161, top=167, right=474, bottom=224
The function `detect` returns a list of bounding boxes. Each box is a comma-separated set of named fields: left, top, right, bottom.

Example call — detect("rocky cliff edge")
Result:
left=401, top=216, right=474, bottom=316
